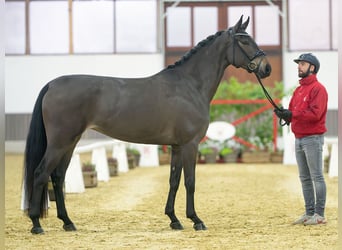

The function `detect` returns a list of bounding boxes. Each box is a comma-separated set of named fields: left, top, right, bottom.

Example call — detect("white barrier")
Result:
left=20, top=183, right=50, bottom=210
left=66, top=140, right=119, bottom=193
left=282, top=128, right=296, bottom=165
left=281, top=98, right=297, bottom=165
left=327, top=138, right=338, bottom=178
left=66, top=140, right=161, bottom=192
left=91, top=147, right=110, bottom=182
left=21, top=153, right=85, bottom=208
left=112, top=142, right=129, bottom=173
left=130, top=144, right=159, bottom=167
left=65, top=154, right=85, bottom=193
left=74, top=141, right=115, bottom=182
left=20, top=140, right=162, bottom=208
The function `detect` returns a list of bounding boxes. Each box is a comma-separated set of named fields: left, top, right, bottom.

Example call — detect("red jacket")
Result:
left=288, top=74, right=328, bottom=138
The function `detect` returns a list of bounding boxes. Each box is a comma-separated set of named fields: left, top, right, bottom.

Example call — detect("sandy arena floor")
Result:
left=5, top=154, right=338, bottom=249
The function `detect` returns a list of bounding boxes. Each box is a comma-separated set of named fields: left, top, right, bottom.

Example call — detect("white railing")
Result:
left=66, top=140, right=127, bottom=193
left=325, top=137, right=338, bottom=178
left=65, top=140, right=160, bottom=193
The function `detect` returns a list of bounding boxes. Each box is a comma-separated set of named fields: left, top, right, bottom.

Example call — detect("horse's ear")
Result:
left=241, top=16, right=250, bottom=31
left=232, top=15, right=243, bottom=32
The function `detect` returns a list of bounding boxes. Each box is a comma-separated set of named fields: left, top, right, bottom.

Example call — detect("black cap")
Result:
left=294, top=53, right=320, bottom=73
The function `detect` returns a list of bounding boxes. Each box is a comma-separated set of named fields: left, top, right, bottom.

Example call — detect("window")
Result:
left=30, top=1, right=69, bottom=54
left=228, top=5, right=280, bottom=46
left=331, top=0, right=338, bottom=49
left=5, top=1, right=26, bottom=54
left=255, top=5, right=279, bottom=46
left=73, top=1, right=114, bottom=53
left=193, top=7, right=218, bottom=45
left=228, top=6, right=253, bottom=36
left=165, top=3, right=283, bottom=49
left=166, top=7, right=191, bottom=47
left=115, top=0, right=157, bottom=53
left=5, top=0, right=159, bottom=55
left=288, top=0, right=336, bottom=50
left=166, top=6, right=218, bottom=48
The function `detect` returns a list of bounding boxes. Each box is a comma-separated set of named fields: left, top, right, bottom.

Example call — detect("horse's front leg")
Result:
left=165, top=145, right=184, bottom=230
left=183, top=142, right=207, bottom=231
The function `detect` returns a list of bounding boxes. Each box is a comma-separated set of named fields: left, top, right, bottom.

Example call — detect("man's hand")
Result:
left=274, top=108, right=292, bottom=125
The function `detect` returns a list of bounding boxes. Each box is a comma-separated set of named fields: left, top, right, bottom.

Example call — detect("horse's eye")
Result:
left=239, top=39, right=249, bottom=45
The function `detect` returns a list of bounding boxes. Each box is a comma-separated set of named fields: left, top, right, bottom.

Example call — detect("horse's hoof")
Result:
left=31, top=227, right=44, bottom=235
left=170, top=221, right=184, bottom=230
left=63, top=223, right=77, bottom=231
left=193, top=222, right=207, bottom=231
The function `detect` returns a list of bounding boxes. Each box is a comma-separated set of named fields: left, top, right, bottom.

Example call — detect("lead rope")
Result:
left=255, top=74, right=288, bottom=126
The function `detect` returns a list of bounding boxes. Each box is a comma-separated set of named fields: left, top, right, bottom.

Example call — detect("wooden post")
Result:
left=68, top=0, right=73, bottom=54
left=273, top=113, right=278, bottom=152
left=25, top=0, right=30, bottom=54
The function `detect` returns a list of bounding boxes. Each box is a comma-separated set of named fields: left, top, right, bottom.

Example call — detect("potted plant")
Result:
left=199, top=146, right=218, bottom=164
left=82, top=161, right=98, bottom=188
left=126, top=148, right=140, bottom=169
left=48, top=177, right=56, bottom=201
left=158, top=145, right=171, bottom=165
left=219, top=147, right=238, bottom=163
left=270, top=150, right=284, bottom=163
left=107, top=157, right=118, bottom=176
left=241, top=149, right=271, bottom=163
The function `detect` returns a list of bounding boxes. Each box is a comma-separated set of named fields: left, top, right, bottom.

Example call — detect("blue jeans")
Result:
left=295, top=134, right=326, bottom=217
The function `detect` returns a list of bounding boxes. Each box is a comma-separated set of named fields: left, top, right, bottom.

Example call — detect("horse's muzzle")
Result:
left=257, top=61, right=272, bottom=79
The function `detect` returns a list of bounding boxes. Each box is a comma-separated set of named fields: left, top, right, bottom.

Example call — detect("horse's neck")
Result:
left=179, top=41, right=229, bottom=102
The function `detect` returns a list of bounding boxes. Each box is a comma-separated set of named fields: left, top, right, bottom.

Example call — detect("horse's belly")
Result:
left=93, top=114, right=207, bottom=146
left=93, top=125, right=174, bottom=145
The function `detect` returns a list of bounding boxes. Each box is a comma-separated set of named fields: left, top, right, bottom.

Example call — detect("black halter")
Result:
left=232, top=32, right=266, bottom=73
left=231, top=31, right=287, bottom=126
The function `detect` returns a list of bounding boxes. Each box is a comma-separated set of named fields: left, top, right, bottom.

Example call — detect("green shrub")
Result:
left=219, top=147, right=233, bottom=156
left=210, top=77, right=285, bottom=150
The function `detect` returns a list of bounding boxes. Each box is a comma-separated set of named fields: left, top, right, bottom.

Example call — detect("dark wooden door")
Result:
left=163, top=1, right=283, bottom=87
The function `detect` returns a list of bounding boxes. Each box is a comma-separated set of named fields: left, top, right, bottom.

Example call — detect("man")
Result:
left=275, top=53, right=328, bottom=225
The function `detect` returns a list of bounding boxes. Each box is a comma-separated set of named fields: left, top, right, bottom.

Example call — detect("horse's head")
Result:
left=227, top=16, right=271, bottom=79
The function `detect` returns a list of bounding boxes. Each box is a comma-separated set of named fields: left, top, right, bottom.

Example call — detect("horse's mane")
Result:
left=165, top=30, right=225, bottom=70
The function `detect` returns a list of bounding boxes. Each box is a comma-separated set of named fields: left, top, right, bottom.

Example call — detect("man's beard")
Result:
left=298, top=68, right=310, bottom=78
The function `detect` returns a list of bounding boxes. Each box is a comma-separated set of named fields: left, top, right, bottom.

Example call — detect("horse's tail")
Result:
left=23, top=83, right=50, bottom=218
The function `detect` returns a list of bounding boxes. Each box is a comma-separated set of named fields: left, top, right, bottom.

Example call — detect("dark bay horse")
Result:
left=23, top=16, right=271, bottom=234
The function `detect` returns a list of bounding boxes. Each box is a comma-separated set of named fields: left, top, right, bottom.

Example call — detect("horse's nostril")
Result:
left=265, top=64, right=272, bottom=75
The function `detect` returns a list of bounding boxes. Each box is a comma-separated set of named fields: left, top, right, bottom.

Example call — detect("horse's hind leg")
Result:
left=50, top=149, right=77, bottom=231
left=29, top=149, right=63, bottom=234
left=165, top=145, right=184, bottom=230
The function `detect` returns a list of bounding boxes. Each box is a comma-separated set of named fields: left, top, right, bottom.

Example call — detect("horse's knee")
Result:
left=169, top=166, right=182, bottom=187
